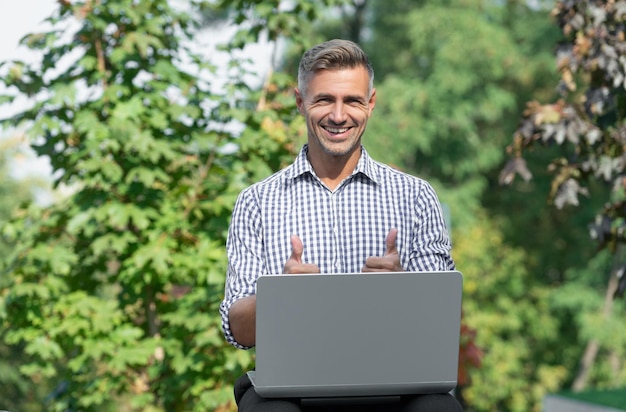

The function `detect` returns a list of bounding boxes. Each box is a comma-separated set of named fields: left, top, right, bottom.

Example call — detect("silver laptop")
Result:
left=248, top=271, right=463, bottom=402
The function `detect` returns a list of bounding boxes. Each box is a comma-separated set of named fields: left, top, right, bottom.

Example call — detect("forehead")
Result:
left=306, top=66, right=370, bottom=97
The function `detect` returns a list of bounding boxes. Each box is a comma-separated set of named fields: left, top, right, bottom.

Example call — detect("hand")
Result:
left=362, top=228, right=404, bottom=272
left=283, top=234, right=321, bottom=274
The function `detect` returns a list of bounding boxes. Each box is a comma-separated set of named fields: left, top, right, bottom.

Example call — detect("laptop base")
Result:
left=248, top=370, right=455, bottom=401
left=249, top=372, right=402, bottom=406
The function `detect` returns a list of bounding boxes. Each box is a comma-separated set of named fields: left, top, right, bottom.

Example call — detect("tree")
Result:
left=0, top=0, right=346, bottom=410
left=500, top=0, right=626, bottom=392
left=0, top=136, right=52, bottom=412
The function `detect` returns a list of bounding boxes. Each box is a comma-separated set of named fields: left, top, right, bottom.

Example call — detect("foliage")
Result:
left=551, top=250, right=626, bottom=388
left=0, top=138, right=51, bottom=412
left=501, top=1, right=626, bottom=287
left=453, top=215, right=569, bottom=412
left=362, top=0, right=561, bottom=232
left=0, top=137, right=38, bottom=253
left=498, top=0, right=626, bottom=394
left=0, top=0, right=347, bottom=410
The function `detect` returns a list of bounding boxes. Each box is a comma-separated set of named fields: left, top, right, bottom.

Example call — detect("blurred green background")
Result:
left=1, top=0, right=625, bottom=411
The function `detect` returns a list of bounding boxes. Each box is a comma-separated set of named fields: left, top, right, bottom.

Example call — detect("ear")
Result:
left=295, top=88, right=304, bottom=114
left=368, top=88, right=377, bottom=115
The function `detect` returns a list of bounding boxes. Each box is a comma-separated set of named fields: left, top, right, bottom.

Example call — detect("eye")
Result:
left=346, top=97, right=364, bottom=105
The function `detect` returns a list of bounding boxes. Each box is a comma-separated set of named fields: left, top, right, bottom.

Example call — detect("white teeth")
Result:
left=325, top=127, right=349, bottom=133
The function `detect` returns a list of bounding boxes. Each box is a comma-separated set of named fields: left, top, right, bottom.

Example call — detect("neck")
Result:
left=307, top=145, right=362, bottom=191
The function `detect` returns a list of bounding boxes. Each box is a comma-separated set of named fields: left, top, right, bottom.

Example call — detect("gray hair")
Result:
left=297, top=39, right=374, bottom=98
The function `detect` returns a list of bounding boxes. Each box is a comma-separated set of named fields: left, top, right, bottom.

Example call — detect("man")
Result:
left=219, top=39, right=463, bottom=412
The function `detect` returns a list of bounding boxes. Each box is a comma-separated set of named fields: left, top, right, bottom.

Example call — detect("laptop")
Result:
left=248, top=270, right=463, bottom=403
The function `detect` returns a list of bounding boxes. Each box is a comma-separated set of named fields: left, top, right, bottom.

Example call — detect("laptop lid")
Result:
left=250, top=271, right=463, bottom=399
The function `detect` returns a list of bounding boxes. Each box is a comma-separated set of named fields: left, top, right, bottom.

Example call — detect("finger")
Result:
left=289, top=234, right=304, bottom=264
left=285, top=235, right=321, bottom=274
left=362, top=256, right=389, bottom=272
left=385, top=228, right=398, bottom=255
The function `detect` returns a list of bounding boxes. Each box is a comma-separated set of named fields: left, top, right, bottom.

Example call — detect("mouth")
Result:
left=322, top=126, right=352, bottom=135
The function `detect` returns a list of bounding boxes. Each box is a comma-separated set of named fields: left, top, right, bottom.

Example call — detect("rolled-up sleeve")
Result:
left=219, top=187, right=266, bottom=349
left=410, top=181, right=455, bottom=272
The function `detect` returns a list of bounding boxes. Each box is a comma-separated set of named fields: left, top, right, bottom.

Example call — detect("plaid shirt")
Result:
left=220, top=145, right=455, bottom=348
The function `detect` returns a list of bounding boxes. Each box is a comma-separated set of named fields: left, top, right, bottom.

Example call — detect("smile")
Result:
left=323, top=126, right=351, bottom=134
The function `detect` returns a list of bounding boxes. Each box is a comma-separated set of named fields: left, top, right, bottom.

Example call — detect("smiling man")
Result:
left=219, top=39, right=461, bottom=411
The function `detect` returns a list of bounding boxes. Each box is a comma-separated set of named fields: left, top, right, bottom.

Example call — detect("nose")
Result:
left=329, top=102, right=348, bottom=124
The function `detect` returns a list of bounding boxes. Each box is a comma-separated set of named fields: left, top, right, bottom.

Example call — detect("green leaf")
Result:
left=112, top=96, right=146, bottom=121
left=24, top=336, right=64, bottom=360
left=125, top=166, right=170, bottom=187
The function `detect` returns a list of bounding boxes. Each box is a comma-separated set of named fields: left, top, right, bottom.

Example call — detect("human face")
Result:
left=296, top=66, right=376, bottom=159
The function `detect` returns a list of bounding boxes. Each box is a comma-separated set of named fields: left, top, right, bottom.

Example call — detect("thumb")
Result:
left=385, top=228, right=398, bottom=256
left=290, top=234, right=304, bottom=263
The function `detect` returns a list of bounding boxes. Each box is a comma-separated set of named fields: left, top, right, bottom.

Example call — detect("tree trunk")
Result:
left=347, top=0, right=367, bottom=44
left=572, top=339, right=600, bottom=392
left=571, top=262, right=620, bottom=391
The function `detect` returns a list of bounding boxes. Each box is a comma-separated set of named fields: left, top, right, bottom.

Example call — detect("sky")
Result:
left=0, top=1, right=54, bottom=63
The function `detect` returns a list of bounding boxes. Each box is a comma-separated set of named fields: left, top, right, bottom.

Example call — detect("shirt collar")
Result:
left=286, top=144, right=381, bottom=185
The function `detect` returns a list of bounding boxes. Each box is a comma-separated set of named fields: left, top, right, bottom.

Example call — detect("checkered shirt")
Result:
left=220, top=145, right=455, bottom=349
